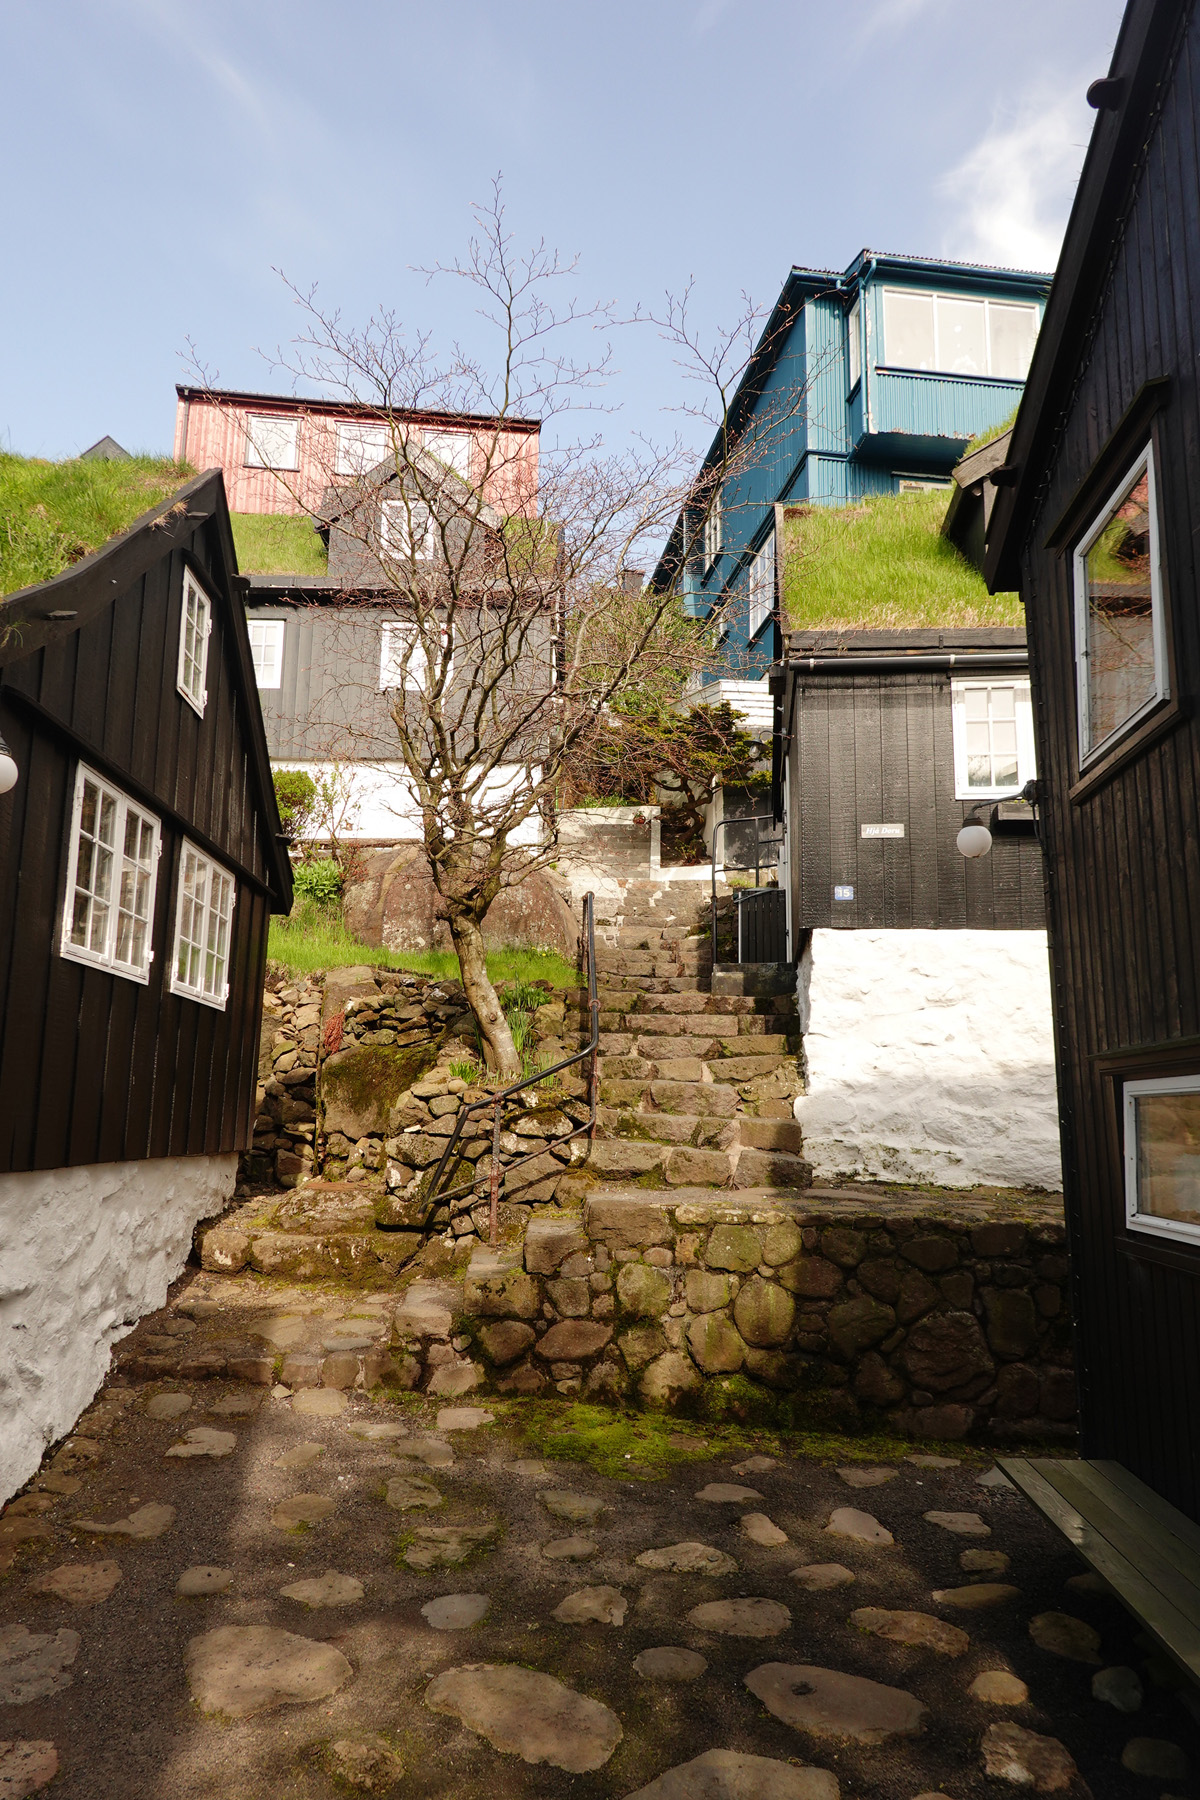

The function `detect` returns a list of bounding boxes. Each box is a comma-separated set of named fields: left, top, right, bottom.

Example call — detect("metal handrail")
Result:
left=421, top=892, right=600, bottom=1246
left=710, top=814, right=783, bottom=970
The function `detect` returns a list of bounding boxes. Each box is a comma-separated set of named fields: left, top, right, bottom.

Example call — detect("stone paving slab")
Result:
left=0, top=1293, right=1191, bottom=1800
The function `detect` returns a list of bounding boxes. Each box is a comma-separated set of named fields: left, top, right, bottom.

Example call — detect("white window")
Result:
left=1124, top=1074, right=1200, bottom=1246
left=177, top=568, right=211, bottom=716
left=248, top=618, right=284, bottom=689
left=336, top=421, right=392, bottom=476
left=748, top=531, right=776, bottom=638
left=881, top=290, right=1040, bottom=380
left=950, top=679, right=1036, bottom=799
left=60, top=764, right=160, bottom=983
left=423, top=431, right=473, bottom=480
left=244, top=414, right=299, bottom=470
left=380, top=497, right=435, bottom=563
left=704, top=493, right=723, bottom=569
left=380, top=619, right=450, bottom=691
left=847, top=298, right=862, bottom=392
left=1073, top=446, right=1167, bottom=766
left=170, top=842, right=235, bottom=1009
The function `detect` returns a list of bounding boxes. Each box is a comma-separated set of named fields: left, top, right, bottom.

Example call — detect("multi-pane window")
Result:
left=336, top=421, right=392, bottom=476
left=244, top=414, right=299, bottom=470
left=748, top=532, right=776, bottom=638
left=380, top=619, right=450, bottom=692
left=423, top=431, right=473, bottom=480
left=950, top=680, right=1036, bottom=799
left=171, top=842, right=235, bottom=1009
left=1124, top=1074, right=1200, bottom=1247
left=1073, top=446, right=1166, bottom=764
left=177, top=569, right=211, bottom=716
left=847, top=298, right=862, bottom=391
left=248, top=618, right=284, bottom=688
left=704, top=494, right=723, bottom=570
left=381, top=497, right=435, bottom=563
left=881, top=290, right=1040, bottom=380
left=60, top=764, right=160, bottom=982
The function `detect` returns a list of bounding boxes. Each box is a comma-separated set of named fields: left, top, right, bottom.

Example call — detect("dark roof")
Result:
left=0, top=468, right=292, bottom=907
left=176, top=384, right=540, bottom=435
left=984, top=0, right=1180, bottom=590
left=784, top=626, right=1027, bottom=656
left=79, top=435, right=131, bottom=461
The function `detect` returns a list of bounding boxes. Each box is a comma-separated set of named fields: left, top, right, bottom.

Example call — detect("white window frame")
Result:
left=748, top=531, right=776, bottom=639
left=170, top=841, right=236, bottom=1010
left=380, top=497, right=436, bottom=564
left=1123, top=1073, right=1200, bottom=1247
left=847, top=297, right=862, bottom=392
left=60, top=763, right=161, bottom=984
left=335, top=420, right=392, bottom=476
left=379, top=618, right=451, bottom=692
left=950, top=678, right=1036, bottom=800
left=1073, top=444, right=1167, bottom=768
left=880, top=289, right=1040, bottom=380
left=243, top=413, right=299, bottom=470
left=177, top=568, right=212, bottom=717
left=247, top=618, right=285, bottom=689
left=423, top=430, right=473, bottom=480
left=704, top=493, right=723, bottom=571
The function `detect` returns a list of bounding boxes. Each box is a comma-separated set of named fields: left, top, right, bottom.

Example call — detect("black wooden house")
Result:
left=0, top=469, right=291, bottom=1502
left=984, top=0, right=1200, bottom=1668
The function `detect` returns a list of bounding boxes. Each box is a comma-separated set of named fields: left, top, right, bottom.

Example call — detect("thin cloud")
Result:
left=937, top=81, right=1094, bottom=272
left=855, top=0, right=947, bottom=46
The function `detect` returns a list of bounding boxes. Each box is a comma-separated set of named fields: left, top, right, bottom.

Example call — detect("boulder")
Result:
left=827, top=1296, right=895, bottom=1359
left=345, top=844, right=579, bottom=956
left=322, top=1044, right=442, bottom=1140
left=900, top=1311, right=993, bottom=1392
left=535, top=1322, right=612, bottom=1361
left=733, top=1278, right=796, bottom=1348
left=641, top=1351, right=703, bottom=1407
left=687, top=1314, right=746, bottom=1374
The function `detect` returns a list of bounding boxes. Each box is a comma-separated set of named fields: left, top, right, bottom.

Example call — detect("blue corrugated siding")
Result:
left=870, top=370, right=1024, bottom=444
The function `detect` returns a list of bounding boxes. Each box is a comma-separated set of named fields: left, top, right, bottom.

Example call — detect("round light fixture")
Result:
left=0, top=735, right=17, bottom=795
left=956, top=820, right=993, bottom=858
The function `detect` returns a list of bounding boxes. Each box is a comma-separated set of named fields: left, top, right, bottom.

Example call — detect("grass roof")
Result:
left=781, top=489, right=1021, bottom=631
left=230, top=511, right=328, bottom=577
left=0, top=452, right=195, bottom=597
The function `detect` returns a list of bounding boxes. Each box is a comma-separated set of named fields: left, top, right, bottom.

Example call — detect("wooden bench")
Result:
left=1001, top=1456, right=1200, bottom=1684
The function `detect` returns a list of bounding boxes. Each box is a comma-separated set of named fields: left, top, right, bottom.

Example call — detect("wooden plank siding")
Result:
left=791, top=670, right=1045, bottom=930
left=1008, top=1, right=1200, bottom=1518
left=0, top=474, right=289, bottom=1176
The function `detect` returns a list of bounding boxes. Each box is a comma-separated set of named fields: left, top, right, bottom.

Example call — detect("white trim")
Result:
left=1123, top=1073, right=1200, bottom=1247
left=177, top=568, right=211, bottom=717
left=248, top=617, right=284, bottom=689
left=59, top=764, right=160, bottom=984
left=1073, top=444, right=1167, bottom=768
left=847, top=297, right=862, bottom=392
left=748, top=530, right=776, bottom=639
left=704, top=494, right=723, bottom=571
left=169, top=841, right=235, bottom=1010
left=244, top=413, right=299, bottom=470
left=950, top=677, right=1036, bottom=800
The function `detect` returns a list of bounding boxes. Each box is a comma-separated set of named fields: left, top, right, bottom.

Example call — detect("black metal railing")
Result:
left=423, top=892, right=600, bottom=1246
left=710, top=815, right=784, bottom=969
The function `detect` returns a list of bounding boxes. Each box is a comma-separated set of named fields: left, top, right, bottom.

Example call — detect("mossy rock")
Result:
left=322, top=1041, right=444, bottom=1139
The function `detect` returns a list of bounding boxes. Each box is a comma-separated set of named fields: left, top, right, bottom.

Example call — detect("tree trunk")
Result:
left=448, top=911, right=520, bottom=1078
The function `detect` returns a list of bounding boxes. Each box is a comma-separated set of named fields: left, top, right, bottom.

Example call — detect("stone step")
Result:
left=599, top=1078, right=739, bottom=1116
left=584, top=1138, right=734, bottom=1186
left=597, top=1107, right=735, bottom=1148
left=709, top=1034, right=794, bottom=1059
left=600, top=924, right=707, bottom=947
left=711, top=963, right=797, bottom=998
left=706, top=1052, right=795, bottom=1083
left=614, top=991, right=796, bottom=1018
left=735, top=1117, right=806, bottom=1155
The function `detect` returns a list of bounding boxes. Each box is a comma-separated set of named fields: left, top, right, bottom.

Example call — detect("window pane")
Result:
left=989, top=687, right=1016, bottom=719
left=883, top=290, right=935, bottom=370
left=245, top=415, right=299, bottom=470
left=1082, top=464, right=1158, bottom=750
left=423, top=431, right=473, bottom=479
left=964, top=689, right=989, bottom=720
left=336, top=422, right=391, bottom=476
left=936, top=296, right=987, bottom=376
left=989, top=302, right=1040, bottom=380
left=1133, top=1090, right=1200, bottom=1227
left=848, top=299, right=861, bottom=389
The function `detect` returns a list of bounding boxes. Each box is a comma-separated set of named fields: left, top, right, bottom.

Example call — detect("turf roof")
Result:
left=0, top=452, right=195, bottom=597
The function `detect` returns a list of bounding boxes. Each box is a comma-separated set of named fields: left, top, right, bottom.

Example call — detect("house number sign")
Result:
left=861, top=823, right=905, bottom=838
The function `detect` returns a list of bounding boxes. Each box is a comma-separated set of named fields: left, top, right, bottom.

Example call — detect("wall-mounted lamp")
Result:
left=0, top=732, right=17, bottom=795
left=956, top=810, right=993, bottom=858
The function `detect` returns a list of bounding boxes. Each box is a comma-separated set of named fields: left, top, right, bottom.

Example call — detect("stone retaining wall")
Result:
left=447, top=1193, right=1074, bottom=1443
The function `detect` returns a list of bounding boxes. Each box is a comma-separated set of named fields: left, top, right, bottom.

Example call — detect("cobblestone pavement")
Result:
left=1, top=1280, right=1197, bottom=1800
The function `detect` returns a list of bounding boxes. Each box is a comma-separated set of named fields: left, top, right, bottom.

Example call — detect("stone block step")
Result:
left=705, top=1054, right=794, bottom=1083
left=599, top=1078, right=739, bottom=1117
left=735, top=1117, right=806, bottom=1155
left=584, top=1138, right=734, bottom=1187
left=597, top=1107, right=734, bottom=1148
left=733, top=1146, right=812, bottom=1188
left=710, top=1035, right=793, bottom=1058
left=631, top=1013, right=740, bottom=1038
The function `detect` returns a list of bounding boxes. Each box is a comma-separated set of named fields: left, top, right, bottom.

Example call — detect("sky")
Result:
left=1, top=0, right=1127, bottom=468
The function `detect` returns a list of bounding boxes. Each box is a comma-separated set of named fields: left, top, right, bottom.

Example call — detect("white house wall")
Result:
left=796, top=928, right=1061, bottom=1191
left=0, top=1152, right=237, bottom=1503
left=278, top=761, right=542, bottom=846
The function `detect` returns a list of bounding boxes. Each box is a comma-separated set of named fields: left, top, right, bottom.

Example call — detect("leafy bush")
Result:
left=274, top=768, right=317, bottom=841
left=291, top=857, right=343, bottom=911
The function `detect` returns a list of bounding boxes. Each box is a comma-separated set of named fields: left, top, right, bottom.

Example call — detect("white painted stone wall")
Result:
left=796, top=929, right=1062, bottom=1192
left=0, top=1153, right=236, bottom=1503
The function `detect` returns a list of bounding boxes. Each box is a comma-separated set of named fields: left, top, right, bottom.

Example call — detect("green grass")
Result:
left=782, top=488, right=1022, bottom=631
left=268, top=901, right=577, bottom=989
left=964, top=406, right=1019, bottom=454
left=0, top=451, right=194, bottom=596
left=231, top=511, right=328, bottom=576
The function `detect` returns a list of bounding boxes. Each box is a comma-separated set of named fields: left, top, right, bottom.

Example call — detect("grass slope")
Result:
left=231, top=511, right=328, bottom=576
left=0, top=452, right=193, bottom=596
left=783, top=488, right=1022, bottom=631
left=268, top=902, right=576, bottom=988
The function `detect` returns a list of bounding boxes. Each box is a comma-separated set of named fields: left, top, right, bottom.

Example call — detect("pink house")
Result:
left=174, top=387, right=540, bottom=520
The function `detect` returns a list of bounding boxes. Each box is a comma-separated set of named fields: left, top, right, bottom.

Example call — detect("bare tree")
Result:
left=192, top=186, right=825, bottom=1076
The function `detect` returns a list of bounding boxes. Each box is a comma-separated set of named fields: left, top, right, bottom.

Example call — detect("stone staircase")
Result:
left=582, top=879, right=811, bottom=1192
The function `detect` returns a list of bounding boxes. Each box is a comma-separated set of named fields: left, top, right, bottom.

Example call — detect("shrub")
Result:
left=274, top=768, right=317, bottom=841
left=292, top=857, right=343, bottom=911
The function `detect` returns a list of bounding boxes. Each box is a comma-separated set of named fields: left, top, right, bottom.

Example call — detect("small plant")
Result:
left=502, top=980, right=546, bottom=1018
left=273, top=767, right=317, bottom=841
left=291, top=857, right=343, bottom=911
left=448, top=1056, right=480, bottom=1083
left=507, top=1013, right=534, bottom=1057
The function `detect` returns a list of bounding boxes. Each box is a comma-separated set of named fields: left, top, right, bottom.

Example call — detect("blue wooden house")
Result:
left=651, top=251, right=1052, bottom=727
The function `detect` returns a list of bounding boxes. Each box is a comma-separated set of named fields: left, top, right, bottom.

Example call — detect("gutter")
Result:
left=793, top=651, right=1028, bottom=673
